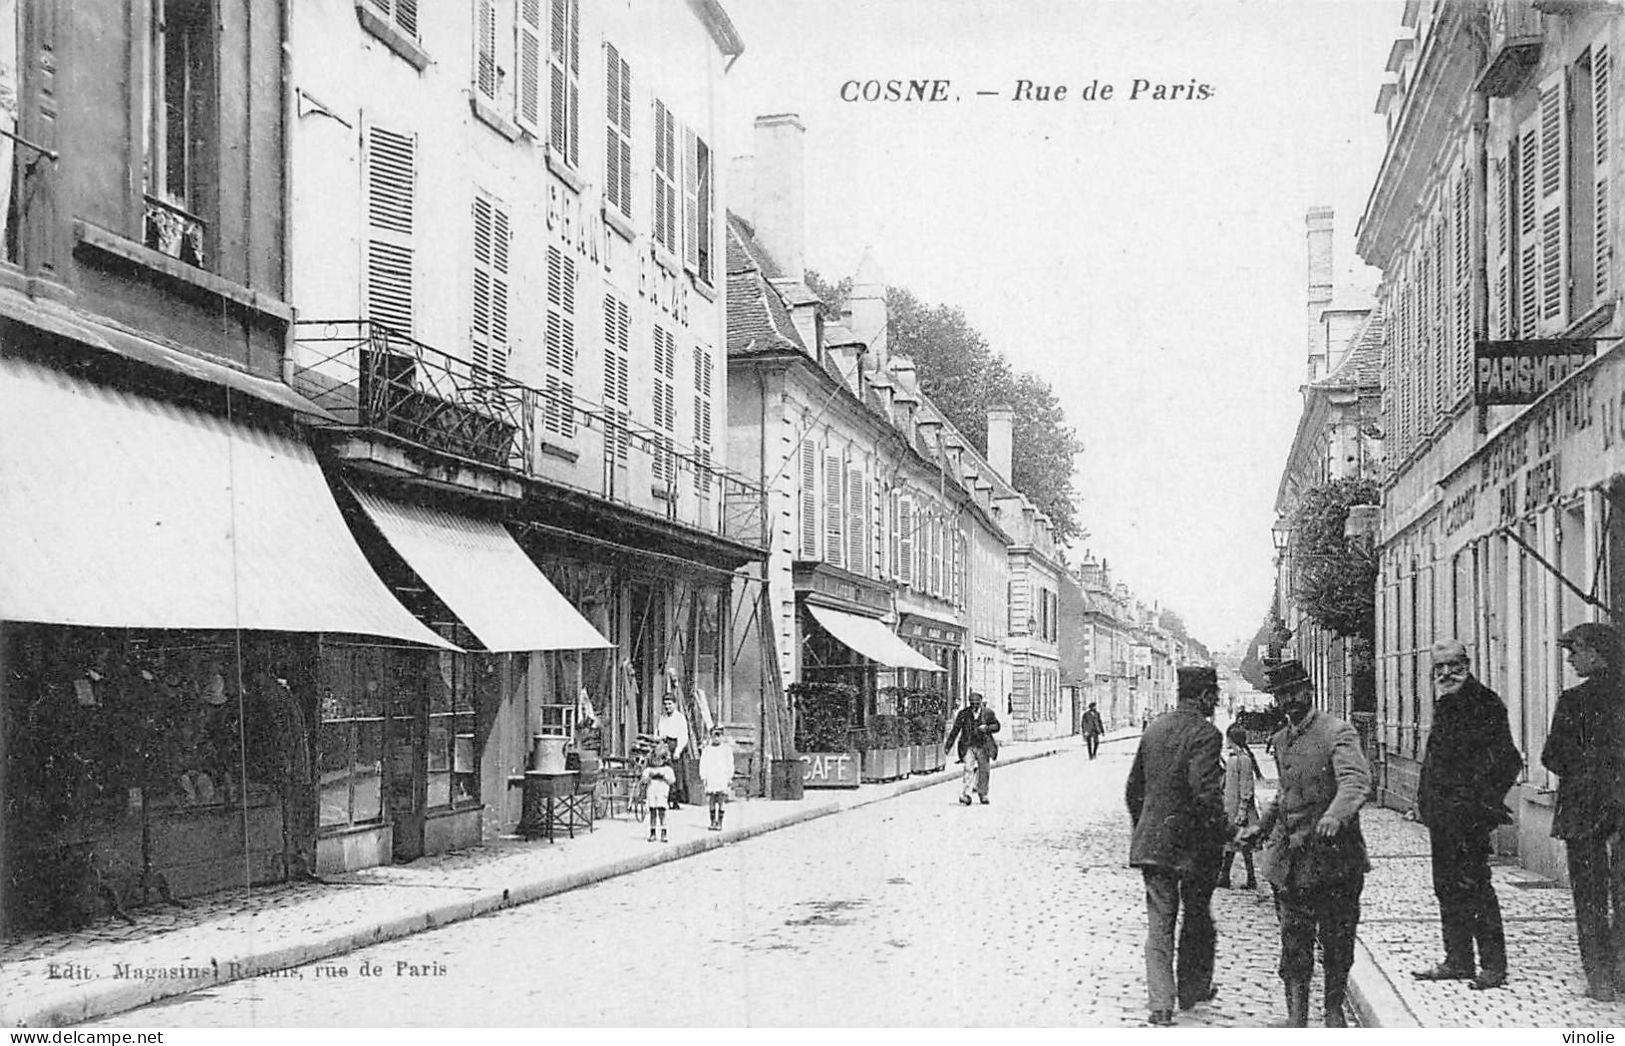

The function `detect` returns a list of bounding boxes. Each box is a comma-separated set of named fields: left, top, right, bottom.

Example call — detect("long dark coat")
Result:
left=945, top=705, right=1000, bottom=761
left=1542, top=672, right=1625, bottom=840
left=1125, top=703, right=1226, bottom=874
left=1257, top=708, right=1370, bottom=891
left=1415, top=677, right=1521, bottom=832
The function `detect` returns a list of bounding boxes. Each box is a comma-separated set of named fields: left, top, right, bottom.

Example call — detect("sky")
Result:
left=718, top=0, right=1400, bottom=652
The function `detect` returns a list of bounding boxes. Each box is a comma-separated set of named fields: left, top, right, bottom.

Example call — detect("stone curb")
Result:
left=16, top=739, right=1077, bottom=1027
left=1348, top=934, right=1421, bottom=1028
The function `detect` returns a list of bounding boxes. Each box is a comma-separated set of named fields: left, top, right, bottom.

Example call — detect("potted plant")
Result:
left=789, top=682, right=861, bottom=790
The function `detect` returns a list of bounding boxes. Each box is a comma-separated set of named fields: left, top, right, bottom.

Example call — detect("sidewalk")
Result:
left=1, top=731, right=1120, bottom=1027
left=1348, top=803, right=1618, bottom=1028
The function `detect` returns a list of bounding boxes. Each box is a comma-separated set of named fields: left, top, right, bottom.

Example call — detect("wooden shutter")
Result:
left=1516, top=117, right=1541, bottom=338
left=604, top=43, right=632, bottom=216
left=652, top=325, right=676, bottom=482
left=696, top=137, right=713, bottom=282
left=683, top=126, right=700, bottom=272
left=364, top=125, right=415, bottom=337
left=516, top=0, right=543, bottom=135
left=1538, top=70, right=1570, bottom=331
left=602, top=294, right=630, bottom=464
left=798, top=440, right=817, bottom=559
left=1489, top=145, right=1512, bottom=339
left=652, top=100, right=677, bottom=254
left=548, top=0, right=579, bottom=165
left=472, top=194, right=510, bottom=389
left=888, top=489, right=900, bottom=578
left=1452, top=170, right=1472, bottom=406
left=474, top=0, right=498, bottom=102
left=692, top=342, right=713, bottom=494
left=544, top=244, right=576, bottom=437
left=370, top=0, right=418, bottom=38
left=898, top=496, right=913, bottom=585
left=823, top=452, right=844, bottom=569
left=846, top=467, right=866, bottom=576
left=1596, top=37, right=1613, bottom=302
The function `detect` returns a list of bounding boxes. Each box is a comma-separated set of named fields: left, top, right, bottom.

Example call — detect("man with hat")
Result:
left=1543, top=622, right=1625, bottom=1001
left=1411, top=638, right=1522, bottom=991
left=1082, top=702, right=1105, bottom=759
left=1242, top=658, right=1370, bottom=1027
left=1125, top=665, right=1227, bottom=1025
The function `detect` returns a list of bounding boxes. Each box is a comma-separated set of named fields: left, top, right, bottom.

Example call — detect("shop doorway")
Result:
left=629, top=583, right=664, bottom=736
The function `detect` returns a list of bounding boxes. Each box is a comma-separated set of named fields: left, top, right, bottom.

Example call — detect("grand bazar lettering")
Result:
left=546, top=182, right=691, bottom=328
left=1448, top=368, right=1604, bottom=536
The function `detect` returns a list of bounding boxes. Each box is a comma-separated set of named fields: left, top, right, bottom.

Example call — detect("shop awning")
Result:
left=349, top=488, right=612, bottom=652
left=807, top=604, right=943, bottom=672
left=0, top=353, right=452, bottom=647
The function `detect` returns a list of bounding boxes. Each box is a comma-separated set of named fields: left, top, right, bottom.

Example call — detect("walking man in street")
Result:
left=1243, top=659, right=1370, bottom=1027
left=1411, top=639, right=1522, bottom=991
left=944, top=691, right=1000, bottom=805
left=1125, top=666, right=1227, bottom=1025
left=1542, top=622, right=1625, bottom=1001
left=1082, top=702, right=1105, bottom=759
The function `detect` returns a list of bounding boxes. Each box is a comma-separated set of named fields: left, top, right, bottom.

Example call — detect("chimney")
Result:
left=986, top=404, right=1014, bottom=483
left=1306, top=206, right=1334, bottom=383
left=728, top=152, right=757, bottom=230
left=752, top=113, right=805, bottom=282
left=847, top=248, right=888, bottom=369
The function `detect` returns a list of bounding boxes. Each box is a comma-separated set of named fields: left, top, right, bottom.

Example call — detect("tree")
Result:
left=804, top=271, right=1085, bottom=544
left=1290, top=478, right=1381, bottom=640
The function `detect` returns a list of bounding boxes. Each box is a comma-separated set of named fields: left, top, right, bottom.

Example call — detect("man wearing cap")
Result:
left=1082, top=702, right=1105, bottom=759
left=1243, top=659, right=1370, bottom=1027
left=945, top=691, right=1001, bottom=805
left=1411, top=639, right=1522, bottom=991
left=1543, top=622, right=1625, bottom=1001
left=1125, top=665, right=1227, bottom=1025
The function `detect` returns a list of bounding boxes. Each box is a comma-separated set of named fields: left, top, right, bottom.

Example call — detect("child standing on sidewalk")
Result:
left=1219, top=722, right=1262, bottom=889
left=643, top=742, right=676, bottom=843
left=698, top=726, right=735, bottom=831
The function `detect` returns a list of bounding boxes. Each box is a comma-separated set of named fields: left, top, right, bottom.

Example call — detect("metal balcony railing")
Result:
left=143, top=194, right=206, bottom=267
left=291, top=319, right=768, bottom=550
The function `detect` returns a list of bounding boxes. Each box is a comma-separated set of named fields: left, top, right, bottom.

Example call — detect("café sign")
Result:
left=1474, top=339, right=1597, bottom=405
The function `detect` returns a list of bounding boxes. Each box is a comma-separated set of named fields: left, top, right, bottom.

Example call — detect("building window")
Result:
left=543, top=245, right=578, bottom=437
left=823, top=451, right=845, bottom=569
left=604, top=42, right=632, bottom=219
left=684, top=130, right=715, bottom=283
left=366, top=0, right=419, bottom=39
left=145, top=0, right=214, bottom=267
left=692, top=341, right=713, bottom=494
left=548, top=0, right=580, bottom=167
left=652, top=99, right=677, bottom=256
left=798, top=439, right=818, bottom=559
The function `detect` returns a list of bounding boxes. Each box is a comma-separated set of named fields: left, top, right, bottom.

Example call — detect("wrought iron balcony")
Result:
left=291, top=319, right=767, bottom=549
left=1477, top=0, right=1543, bottom=97
left=143, top=194, right=206, bottom=267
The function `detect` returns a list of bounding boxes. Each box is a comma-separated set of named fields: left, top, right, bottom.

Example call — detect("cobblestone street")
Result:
left=95, top=744, right=1319, bottom=1027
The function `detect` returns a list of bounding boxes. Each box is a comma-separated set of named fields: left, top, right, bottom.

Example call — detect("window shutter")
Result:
left=846, top=468, right=866, bottom=576
left=474, top=0, right=498, bottom=102
left=1452, top=170, right=1472, bottom=406
left=364, top=125, right=415, bottom=337
left=652, top=100, right=677, bottom=254
left=652, top=325, right=676, bottom=482
left=544, top=244, right=576, bottom=437
left=683, top=126, right=700, bottom=272
left=1489, top=147, right=1511, bottom=339
left=888, top=489, right=900, bottom=578
left=898, top=497, right=913, bottom=585
left=1517, top=118, right=1541, bottom=337
left=692, top=342, right=713, bottom=494
left=1596, top=38, right=1613, bottom=302
left=604, top=43, right=632, bottom=216
left=1538, top=70, right=1570, bottom=331
left=798, top=440, right=817, bottom=559
left=823, top=452, right=844, bottom=569
left=696, top=137, right=713, bottom=282
left=471, top=194, right=510, bottom=389
left=602, top=294, right=630, bottom=464
left=548, top=0, right=579, bottom=165
left=515, top=0, right=543, bottom=135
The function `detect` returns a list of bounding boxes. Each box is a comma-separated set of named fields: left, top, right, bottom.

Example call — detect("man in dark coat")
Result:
left=1082, top=703, right=1105, bottom=759
left=944, top=691, right=1000, bottom=805
left=1125, top=666, right=1226, bottom=1025
left=1542, top=622, right=1625, bottom=1001
left=1411, top=639, right=1522, bottom=990
left=1243, top=659, right=1370, bottom=1027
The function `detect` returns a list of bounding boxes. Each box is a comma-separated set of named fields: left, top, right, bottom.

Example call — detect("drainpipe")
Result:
left=1470, top=46, right=1489, bottom=436
left=280, top=0, right=297, bottom=389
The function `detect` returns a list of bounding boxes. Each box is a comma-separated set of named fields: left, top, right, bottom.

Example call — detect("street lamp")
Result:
left=1271, top=518, right=1292, bottom=552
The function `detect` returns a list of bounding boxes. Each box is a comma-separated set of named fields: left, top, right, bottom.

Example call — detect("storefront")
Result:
left=0, top=353, right=451, bottom=930
left=1380, top=339, right=1625, bottom=881
left=897, top=613, right=965, bottom=705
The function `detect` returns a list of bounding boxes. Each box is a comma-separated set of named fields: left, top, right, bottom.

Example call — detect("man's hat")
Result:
left=1177, top=666, right=1218, bottom=701
left=1262, top=659, right=1314, bottom=695
left=1558, top=622, right=1623, bottom=653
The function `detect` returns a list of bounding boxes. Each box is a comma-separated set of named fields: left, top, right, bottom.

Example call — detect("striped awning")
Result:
left=0, top=353, right=452, bottom=648
left=349, top=488, right=612, bottom=652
